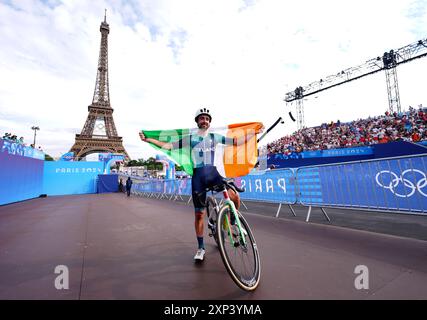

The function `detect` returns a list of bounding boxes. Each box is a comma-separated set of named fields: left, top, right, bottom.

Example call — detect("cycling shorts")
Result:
left=192, top=165, right=224, bottom=212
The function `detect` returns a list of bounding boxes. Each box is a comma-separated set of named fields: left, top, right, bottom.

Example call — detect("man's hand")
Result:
left=139, top=131, right=147, bottom=142
left=138, top=132, right=171, bottom=150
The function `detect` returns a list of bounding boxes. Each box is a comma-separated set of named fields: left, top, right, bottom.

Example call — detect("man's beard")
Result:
left=198, top=123, right=209, bottom=129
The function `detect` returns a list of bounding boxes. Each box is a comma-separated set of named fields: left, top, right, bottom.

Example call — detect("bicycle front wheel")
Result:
left=217, top=205, right=261, bottom=291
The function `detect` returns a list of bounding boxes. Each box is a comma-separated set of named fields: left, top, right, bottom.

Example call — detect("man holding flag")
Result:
left=139, top=108, right=263, bottom=261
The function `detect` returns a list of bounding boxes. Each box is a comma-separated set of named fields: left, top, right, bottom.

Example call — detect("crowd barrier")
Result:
left=236, top=169, right=297, bottom=217
left=296, top=154, right=427, bottom=216
left=127, top=154, right=427, bottom=220
left=127, top=176, right=192, bottom=201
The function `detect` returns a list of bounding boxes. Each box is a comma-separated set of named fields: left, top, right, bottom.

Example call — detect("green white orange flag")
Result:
left=141, top=122, right=264, bottom=178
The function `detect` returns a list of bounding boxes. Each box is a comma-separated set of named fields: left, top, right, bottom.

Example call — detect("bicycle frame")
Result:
left=217, top=187, right=247, bottom=247
left=205, top=184, right=261, bottom=291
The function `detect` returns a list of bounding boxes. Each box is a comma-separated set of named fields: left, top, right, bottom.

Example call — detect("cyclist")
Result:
left=139, top=108, right=254, bottom=261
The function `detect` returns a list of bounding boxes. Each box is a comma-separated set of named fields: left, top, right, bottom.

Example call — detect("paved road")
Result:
left=238, top=199, right=427, bottom=241
left=0, top=193, right=426, bottom=299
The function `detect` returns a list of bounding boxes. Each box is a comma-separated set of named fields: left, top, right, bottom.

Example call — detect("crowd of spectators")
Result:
left=2, top=132, right=27, bottom=146
left=2, top=132, right=42, bottom=150
left=267, top=105, right=427, bottom=155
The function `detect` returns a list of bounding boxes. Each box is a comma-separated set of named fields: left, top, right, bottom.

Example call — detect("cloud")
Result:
left=1, top=0, right=426, bottom=159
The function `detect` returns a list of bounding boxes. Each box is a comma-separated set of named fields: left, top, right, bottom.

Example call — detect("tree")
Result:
left=127, top=160, right=140, bottom=167
left=45, top=154, right=54, bottom=161
left=144, top=157, right=163, bottom=170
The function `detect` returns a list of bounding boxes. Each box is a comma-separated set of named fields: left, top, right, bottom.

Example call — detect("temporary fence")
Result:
left=295, top=153, right=427, bottom=220
left=125, top=154, right=427, bottom=222
left=128, top=176, right=192, bottom=201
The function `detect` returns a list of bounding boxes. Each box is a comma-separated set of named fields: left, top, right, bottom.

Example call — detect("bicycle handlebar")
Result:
left=194, top=179, right=245, bottom=199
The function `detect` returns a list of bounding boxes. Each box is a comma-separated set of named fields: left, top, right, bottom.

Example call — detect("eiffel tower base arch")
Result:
left=70, top=136, right=130, bottom=161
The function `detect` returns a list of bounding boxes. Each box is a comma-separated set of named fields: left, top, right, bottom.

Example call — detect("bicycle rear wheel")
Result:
left=217, top=205, right=261, bottom=291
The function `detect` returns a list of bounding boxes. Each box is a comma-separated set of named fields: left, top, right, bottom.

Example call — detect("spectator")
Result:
left=412, top=129, right=421, bottom=142
left=2, top=133, right=11, bottom=140
left=266, top=105, right=427, bottom=155
left=2, top=133, right=26, bottom=146
left=125, top=177, right=132, bottom=197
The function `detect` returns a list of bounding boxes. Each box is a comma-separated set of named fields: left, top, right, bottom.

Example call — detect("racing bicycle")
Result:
left=199, top=179, right=261, bottom=291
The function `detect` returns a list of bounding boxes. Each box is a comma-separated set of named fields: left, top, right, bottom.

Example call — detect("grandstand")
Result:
left=263, top=105, right=427, bottom=169
left=267, top=105, right=426, bottom=155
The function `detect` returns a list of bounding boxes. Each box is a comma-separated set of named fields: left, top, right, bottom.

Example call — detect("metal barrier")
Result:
left=126, top=170, right=299, bottom=218
left=295, top=153, right=427, bottom=220
left=238, top=168, right=298, bottom=218
left=122, top=154, right=427, bottom=222
left=128, top=177, right=192, bottom=201
left=295, top=166, right=330, bottom=222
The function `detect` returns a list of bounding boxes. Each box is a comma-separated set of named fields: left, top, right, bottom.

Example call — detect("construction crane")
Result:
left=284, top=38, right=427, bottom=130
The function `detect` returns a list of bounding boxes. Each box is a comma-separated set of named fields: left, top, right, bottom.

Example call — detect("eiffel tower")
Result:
left=70, top=12, right=130, bottom=161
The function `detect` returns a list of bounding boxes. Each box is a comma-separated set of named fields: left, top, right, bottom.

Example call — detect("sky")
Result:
left=0, top=0, right=427, bottom=160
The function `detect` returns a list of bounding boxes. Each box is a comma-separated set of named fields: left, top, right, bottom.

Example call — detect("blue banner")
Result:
left=59, top=152, right=74, bottom=161
left=315, top=147, right=372, bottom=158
left=268, top=153, right=302, bottom=161
left=43, top=161, right=103, bottom=196
left=270, top=146, right=374, bottom=160
left=98, top=174, right=119, bottom=193
left=177, top=178, right=192, bottom=195
left=296, top=167, right=323, bottom=204
left=236, top=169, right=297, bottom=204
left=1, top=138, right=44, bottom=160
left=299, top=156, right=427, bottom=212
left=0, top=144, right=44, bottom=205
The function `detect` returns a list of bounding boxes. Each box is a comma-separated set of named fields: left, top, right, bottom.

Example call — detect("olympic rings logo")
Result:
left=375, top=169, right=427, bottom=197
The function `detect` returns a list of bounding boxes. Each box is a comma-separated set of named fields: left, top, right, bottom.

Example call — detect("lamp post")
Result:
left=31, top=126, right=39, bottom=147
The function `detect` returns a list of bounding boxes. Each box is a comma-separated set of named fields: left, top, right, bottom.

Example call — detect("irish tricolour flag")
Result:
left=141, top=122, right=263, bottom=178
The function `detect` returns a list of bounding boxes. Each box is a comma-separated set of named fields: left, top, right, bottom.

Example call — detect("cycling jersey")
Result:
left=171, top=131, right=234, bottom=211
left=171, top=132, right=234, bottom=168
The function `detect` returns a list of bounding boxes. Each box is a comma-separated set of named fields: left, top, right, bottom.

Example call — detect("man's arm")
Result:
left=216, top=132, right=257, bottom=147
left=139, top=132, right=173, bottom=150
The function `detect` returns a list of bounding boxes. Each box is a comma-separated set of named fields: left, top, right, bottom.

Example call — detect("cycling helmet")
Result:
left=194, top=107, right=212, bottom=122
